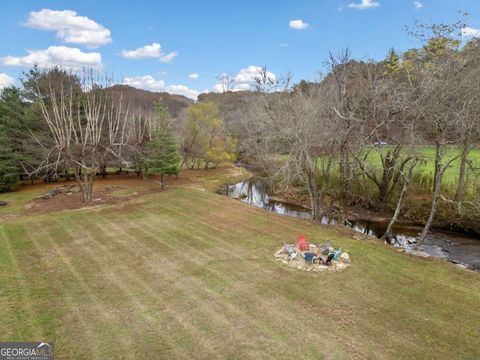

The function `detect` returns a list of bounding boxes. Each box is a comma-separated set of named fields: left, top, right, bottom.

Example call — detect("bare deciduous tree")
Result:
left=244, top=68, right=334, bottom=222
left=215, top=73, right=236, bottom=93
left=32, top=68, right=139, bottom=203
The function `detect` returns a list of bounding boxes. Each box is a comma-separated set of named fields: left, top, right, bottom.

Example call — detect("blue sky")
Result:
left=1, top=0, right=479, bottom=98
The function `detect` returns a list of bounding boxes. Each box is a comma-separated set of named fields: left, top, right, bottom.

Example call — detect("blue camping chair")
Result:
left=303, top=252, right=317, bottom=263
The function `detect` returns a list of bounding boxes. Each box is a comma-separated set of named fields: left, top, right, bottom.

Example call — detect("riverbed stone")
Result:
left=406, top=250, right=430, bottom=258
left=340, top=252, right=350, bottom=263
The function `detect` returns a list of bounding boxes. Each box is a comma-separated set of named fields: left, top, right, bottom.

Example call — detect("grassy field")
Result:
left=364, top=146, right=480, bottom=191
left=0, top=168, right=479, bottom=359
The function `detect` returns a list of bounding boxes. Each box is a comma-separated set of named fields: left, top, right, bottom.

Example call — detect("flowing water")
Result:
left=223, top=176, right=480, bottom=271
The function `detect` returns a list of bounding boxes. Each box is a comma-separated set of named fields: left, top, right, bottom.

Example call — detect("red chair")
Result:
left=297, top=235, right=309, bottom=251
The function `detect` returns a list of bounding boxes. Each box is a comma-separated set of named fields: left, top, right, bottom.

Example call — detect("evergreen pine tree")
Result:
left=384, top=48, right=401, bottom=75
left=0, top=86, right=45, bottom=184
left=142, top=101, right=181, bottom=189
left=0, top=125, right=20, bottom=192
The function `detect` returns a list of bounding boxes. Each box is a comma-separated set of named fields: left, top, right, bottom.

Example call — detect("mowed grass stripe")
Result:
left=33, top=214, right=201, bottom=359
left=0, top=226, right=44, bottom=340
left=170, top=187, right=346, bottom=247
left=79, top=216, right=248, bottom=359
left=26, top=220, right=134, bottom=359
left=144, top=188, right=311, bottom=251
left=64, top=220, right=200, bottom=360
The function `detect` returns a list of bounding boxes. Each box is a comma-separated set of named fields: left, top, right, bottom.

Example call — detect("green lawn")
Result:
left=0, top=172, right=479, bottom=359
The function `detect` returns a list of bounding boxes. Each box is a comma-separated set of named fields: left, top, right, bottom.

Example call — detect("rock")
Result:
left=0, top=200, right=7, bottom=206
left=39, top=188, right=61, bottom=200
left=406, top=250, right=430, bottom=258
left=340, top=252, right=350, bottom=263
left=64, top=185, right=80, bottom=194
left=274, top=249, right=285, bottom=258
left=470, top=262, right=480, bottom=271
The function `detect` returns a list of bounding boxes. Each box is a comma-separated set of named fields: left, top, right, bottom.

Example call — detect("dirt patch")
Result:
left=16, top=165, right=246, bottom=215
left=25, top=175, right=165, bottom=214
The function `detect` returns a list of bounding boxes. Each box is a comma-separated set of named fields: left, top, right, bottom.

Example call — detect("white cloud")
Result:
left=120, top=43, right=177, bottom=63
left=1, top=46, right=102, bottom=70
left=121, top=43, right=161, bottom=59
left=25, top=9, right=111, bottom=48
left=122, top=75, right=203, bottom=99
left=188, top=73, right=199, bottom=80
left=213, top=82, right=226, bottom=93
left=413, top=1, right=423, bottom=9
left=0, top=73, right=15, bottom=90
left=289, top=19, right=309, bottom=30
left=159, top=51, right=178, bottom=63
left=348, top=0, right=380, bottom=10
left=234, top=66, right=275, bottom=84
left=166, top=84, right=202, bottom=99
left=213, top=65, right=277, bottom=92
left=461, top=27, right=480, bottom=38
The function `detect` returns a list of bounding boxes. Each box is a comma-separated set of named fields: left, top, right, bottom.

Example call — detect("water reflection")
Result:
left=228, top=180, right=312, bottom=219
